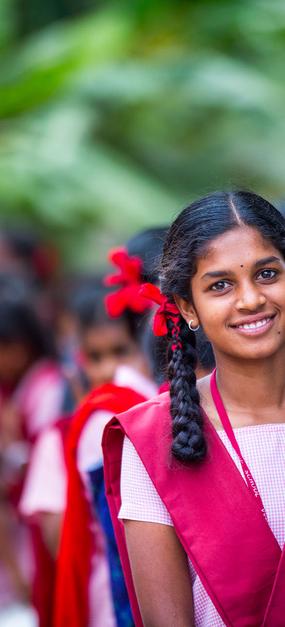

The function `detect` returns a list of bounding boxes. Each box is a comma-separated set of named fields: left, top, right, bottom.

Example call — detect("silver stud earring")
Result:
left=188, top=319, right=200, bottom=332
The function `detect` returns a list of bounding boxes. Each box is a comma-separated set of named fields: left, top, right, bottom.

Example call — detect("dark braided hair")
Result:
left=160, top=190, right=285, bottom=463
left=167, top=317, right=206, bottom=461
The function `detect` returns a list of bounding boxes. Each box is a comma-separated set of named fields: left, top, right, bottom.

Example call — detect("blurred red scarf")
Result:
left=53, top=383, right=145, bottom=627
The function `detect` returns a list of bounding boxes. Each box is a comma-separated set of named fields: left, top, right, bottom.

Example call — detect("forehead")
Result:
left=196, top=226, right=280, bottom=275
left=83, top=322, right=131, bottom=347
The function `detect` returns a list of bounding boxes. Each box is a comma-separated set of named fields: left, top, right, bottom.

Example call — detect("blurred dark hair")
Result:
left=0, top=227, right=57, bottom=283
left=0, top=272, right=34, bottom=303
left=1, top=228, right=38, bottom=261
left=126, top=226, right=168, bottom=283
left=71, top=280, right=141, bottom=341
left=0, top=299, right=55, bottom=359
left=160, top=190, right=285, bottom=463
left=127, top=227, right=169, bottom=373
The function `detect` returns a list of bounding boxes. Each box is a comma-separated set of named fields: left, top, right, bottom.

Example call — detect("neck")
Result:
left=215, top=349, right=285, bottom=413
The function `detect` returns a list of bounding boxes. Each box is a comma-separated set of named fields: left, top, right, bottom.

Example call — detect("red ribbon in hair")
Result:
left=104, top=247, right=152, bottom=317
left=140, top=283, right=181, bottom=337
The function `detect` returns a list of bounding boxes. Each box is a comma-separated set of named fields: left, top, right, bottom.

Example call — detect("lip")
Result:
left=230, top=313, right=276, bottom=337
left=230, top=312, right=276, bottom=327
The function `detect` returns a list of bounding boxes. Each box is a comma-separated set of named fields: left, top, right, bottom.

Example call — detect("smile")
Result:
left=231, top=315, right=276, bottom=336
left=238, top=318, right=271, bottom=330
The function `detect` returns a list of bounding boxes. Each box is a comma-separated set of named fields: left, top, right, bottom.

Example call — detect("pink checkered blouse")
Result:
left=119, top=423, right=285, bottom=626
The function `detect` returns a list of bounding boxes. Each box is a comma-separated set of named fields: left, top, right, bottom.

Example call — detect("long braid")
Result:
left=168, top=317, right=206, bottom=462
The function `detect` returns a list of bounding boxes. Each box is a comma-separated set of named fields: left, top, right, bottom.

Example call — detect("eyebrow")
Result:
left=254, top=255, right=281, bottom=268
left=201, top=256, right=282, bottom=280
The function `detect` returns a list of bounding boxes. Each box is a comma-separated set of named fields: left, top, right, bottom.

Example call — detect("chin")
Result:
left=236, top=342, right=284, bottom=361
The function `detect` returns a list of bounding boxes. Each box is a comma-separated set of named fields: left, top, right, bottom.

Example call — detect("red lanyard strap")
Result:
left=210, top=369, right=267, bottom=519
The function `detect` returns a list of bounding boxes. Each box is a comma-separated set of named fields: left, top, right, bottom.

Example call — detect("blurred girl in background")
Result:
left=54, top=227, right=167, bottom=627
left=0, top=294, right=64, bottom=622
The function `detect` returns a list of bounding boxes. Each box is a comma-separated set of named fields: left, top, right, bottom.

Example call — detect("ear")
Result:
left=174, top=295, right=200, bottom=328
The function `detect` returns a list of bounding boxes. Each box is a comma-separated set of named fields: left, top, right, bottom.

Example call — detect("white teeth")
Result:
left=237, top=318, right=271, bottom=330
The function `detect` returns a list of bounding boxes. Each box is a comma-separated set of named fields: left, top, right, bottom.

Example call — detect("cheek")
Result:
left=120, top=341, right=139, bottom=360
left=83, top=361, right=98, bottom=379
left=118, top=347, right=150, bottom=376
left=83, top=357, right=105, bottom=378
left=120, top=349, right=137, bottom=363
left=196, top=294, right=232, bottom=330
left=267, top=283, right=285, bottom=305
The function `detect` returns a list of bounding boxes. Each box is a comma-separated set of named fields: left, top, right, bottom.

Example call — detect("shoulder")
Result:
left=119, top=390, right=170, bottom=420
left=115, top=390, right=171, bottom=435
left=103, top=391, right=171, bottom=462
left=27, top=359, right=62, bottom=384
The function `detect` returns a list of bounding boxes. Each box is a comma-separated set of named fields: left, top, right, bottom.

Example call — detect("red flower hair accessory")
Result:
left=104, top=247, right=152, bottom=317
left=140, top=283, right=181, bottom=337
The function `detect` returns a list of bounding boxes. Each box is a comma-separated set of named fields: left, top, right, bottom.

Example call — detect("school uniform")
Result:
left=103, top=372, right=285, bottom=626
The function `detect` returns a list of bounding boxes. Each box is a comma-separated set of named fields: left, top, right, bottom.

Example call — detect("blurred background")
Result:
left=1, top=0, right=285, bottom=269
left=1, top=0, right=285, bottom=625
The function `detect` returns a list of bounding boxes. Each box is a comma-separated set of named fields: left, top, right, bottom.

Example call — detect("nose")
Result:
left=98, top=357, right=117, bottom=385
left=235, top=281, right=266, bottom=312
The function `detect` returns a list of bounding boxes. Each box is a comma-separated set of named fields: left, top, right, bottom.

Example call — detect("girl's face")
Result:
left=0, top=341, right=33, bottom=385
left=177, top=226, right=285, bottom=363
left=80, top=321, right=149, bottom=389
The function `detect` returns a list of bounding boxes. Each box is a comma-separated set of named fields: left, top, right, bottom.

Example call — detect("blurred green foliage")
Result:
left=1, top=0, right=285, bottom=267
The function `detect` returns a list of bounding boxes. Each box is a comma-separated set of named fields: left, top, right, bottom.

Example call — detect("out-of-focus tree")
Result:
left=1, top=0, right=285, bottom=266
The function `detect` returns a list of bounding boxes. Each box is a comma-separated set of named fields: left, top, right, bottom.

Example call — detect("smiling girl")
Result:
left=103, top=191, right=285, bottom=626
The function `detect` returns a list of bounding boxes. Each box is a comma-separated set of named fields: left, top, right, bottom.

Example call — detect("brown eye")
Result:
left=86, top=351, right=100, bottom=362
left=257, top=269, right=278, bottom=281
left=210, top=280, right=231, bottom=292
left=113, top=345, right=131, bottom=357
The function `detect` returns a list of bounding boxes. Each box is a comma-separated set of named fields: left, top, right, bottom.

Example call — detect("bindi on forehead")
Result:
left=195, top=227, right=284, bottom=280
